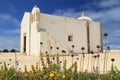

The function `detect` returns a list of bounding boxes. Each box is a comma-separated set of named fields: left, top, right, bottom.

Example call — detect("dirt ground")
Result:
left=0, top=51, right=120, bottom=73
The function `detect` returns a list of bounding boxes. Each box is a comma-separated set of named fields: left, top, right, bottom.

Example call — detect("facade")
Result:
left=20, top=5, right=102, bottom=56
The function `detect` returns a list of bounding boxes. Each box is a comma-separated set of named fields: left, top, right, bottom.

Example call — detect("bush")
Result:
left=10, top=49, right=16, bottom=52
left=0, top=50, right=2, bottom=52
left=3, top=49, right=9, bottom=52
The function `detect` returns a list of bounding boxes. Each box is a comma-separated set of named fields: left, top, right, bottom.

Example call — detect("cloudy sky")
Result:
left=0, top=0, right=120, bottom=50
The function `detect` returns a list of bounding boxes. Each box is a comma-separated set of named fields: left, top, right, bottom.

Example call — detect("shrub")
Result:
left=3, top=49, right=9, bottom=52
left=0, top=50, right=2, bottom=52
left=10, top=49, right=16, bottom=52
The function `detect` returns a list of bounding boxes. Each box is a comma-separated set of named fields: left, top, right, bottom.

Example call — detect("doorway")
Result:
left=23, top=36, right=26, bottom=53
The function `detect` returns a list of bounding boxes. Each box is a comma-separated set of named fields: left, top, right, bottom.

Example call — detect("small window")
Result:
left=68, top=35, right=73, bottom=41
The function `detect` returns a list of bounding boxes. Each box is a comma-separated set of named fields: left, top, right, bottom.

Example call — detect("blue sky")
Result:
left=0, top=0, right=120, bottom=50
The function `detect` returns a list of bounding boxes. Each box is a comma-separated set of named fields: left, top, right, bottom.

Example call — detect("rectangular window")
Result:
left=68, top=35, right=73, bottom=41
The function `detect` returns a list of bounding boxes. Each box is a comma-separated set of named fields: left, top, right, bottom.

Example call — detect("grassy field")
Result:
left=0, top=51, right=120, bottom=79
left=0, top=51, right=120, bottom=72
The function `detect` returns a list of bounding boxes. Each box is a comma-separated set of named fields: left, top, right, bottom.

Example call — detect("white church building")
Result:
left=20, top=5, right=102, bottom=56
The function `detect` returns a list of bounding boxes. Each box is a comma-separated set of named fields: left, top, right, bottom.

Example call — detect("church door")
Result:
left=23, top=36, right=26, bottom=53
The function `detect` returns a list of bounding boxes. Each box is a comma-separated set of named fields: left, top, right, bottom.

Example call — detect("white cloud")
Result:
left=86, top=7, right=120, bottom=27
left=4, top=28, right=20, bottom=35
left=109, top=44, right=120, bottom=50
left=0, top=36, right=20, bottom=50
left=113, top=33, right=120, bottom=37
left=0, top=13, right=20, bottom=27
left=0, top=28, right=20, bottom=50
left=53, top=8, right=81, bottom=18
left=0, top=13, right=20, bottom=50
left=98, top=0, right=120, bottom=8
left=53, top=6, right=120, bottom=22
left=53, top=6, right=120, bottom=23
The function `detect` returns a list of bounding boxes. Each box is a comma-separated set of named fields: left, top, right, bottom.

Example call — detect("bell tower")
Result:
left=31, top=5, right=40, bottom=31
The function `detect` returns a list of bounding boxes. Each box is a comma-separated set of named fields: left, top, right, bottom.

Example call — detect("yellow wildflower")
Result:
left=62, top=74, right=66, bottom=79
left=50, top=72, right=54, bottom=77
left=84, top=69, right=88, bottom=75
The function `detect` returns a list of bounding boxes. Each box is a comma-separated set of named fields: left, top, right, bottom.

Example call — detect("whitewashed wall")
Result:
left=40, top=14, right=88, bottom=54
left=89, top=22, right=102, bottom=52
left=20, top=12, right=31, bottom=55
left=30, top=22, right=40, bottom=55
